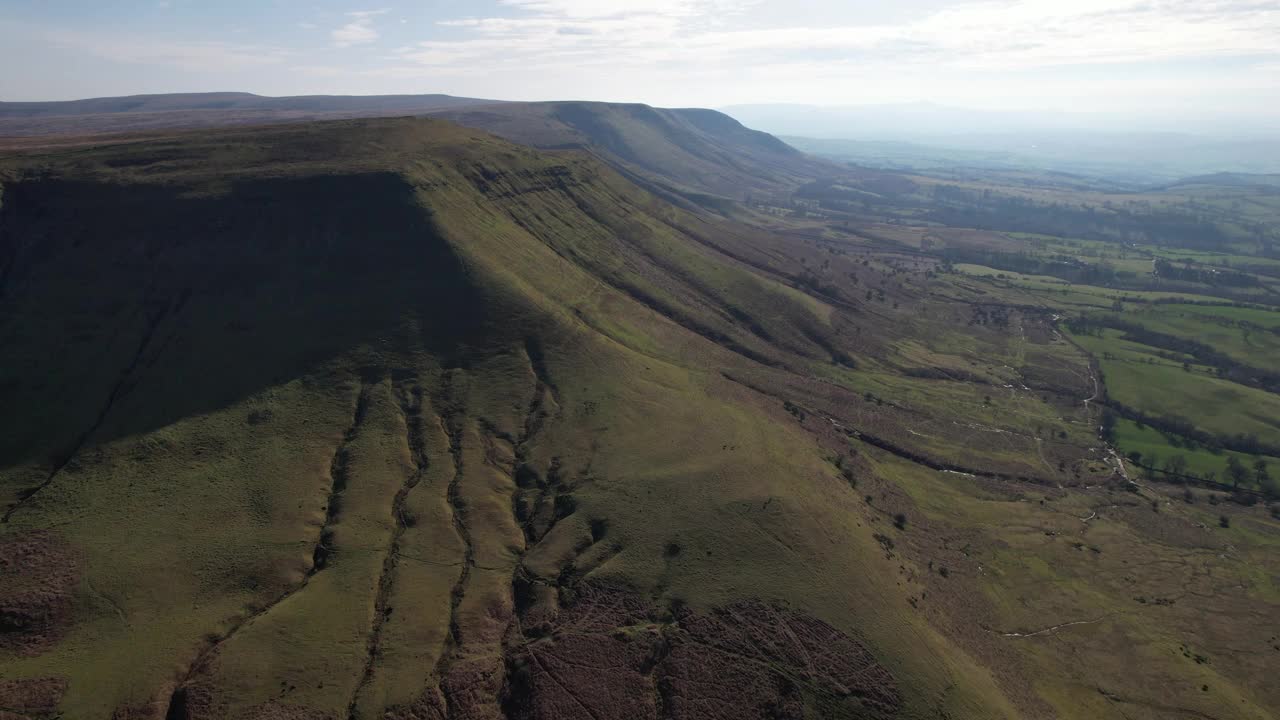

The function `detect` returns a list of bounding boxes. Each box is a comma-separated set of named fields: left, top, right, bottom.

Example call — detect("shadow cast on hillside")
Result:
left=0, top=172, right=493, bottom=479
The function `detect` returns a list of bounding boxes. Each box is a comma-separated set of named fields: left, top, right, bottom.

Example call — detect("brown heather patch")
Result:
left=0, top=676, right=68, bottom=719
left=0, top=531, right=80, bottom=656
left=504, top=582, right=900, bottom=720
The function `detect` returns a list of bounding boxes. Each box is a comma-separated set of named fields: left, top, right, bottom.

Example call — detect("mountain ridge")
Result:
left=0, top=91, right=498, bottom=118
left=0, top=91, right=838, bottom=203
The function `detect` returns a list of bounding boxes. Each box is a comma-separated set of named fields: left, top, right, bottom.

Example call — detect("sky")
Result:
left=1, top=0, right=1278, bottom=123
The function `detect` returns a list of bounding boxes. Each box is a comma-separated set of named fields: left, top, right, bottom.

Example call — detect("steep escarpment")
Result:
left=0, top=93, right=831, bottom=208
left=0, top=118, right=1028, bottom=720
left=431, top=101, right=840, bottom=202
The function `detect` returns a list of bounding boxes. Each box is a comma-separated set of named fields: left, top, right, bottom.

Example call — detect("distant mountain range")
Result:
left=0, top=91, right=497, bottom=119
left=722, top=103, right=1280, bottom=183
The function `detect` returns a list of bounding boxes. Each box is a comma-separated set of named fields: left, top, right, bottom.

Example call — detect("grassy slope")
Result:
left=0, top=119, right=1011, bottom=719
left=1, top=118, right=1276, bottom=720
left=431, top=101, right=838, bottom=202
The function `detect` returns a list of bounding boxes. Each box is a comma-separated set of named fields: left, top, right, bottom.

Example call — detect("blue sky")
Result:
left=2, top=0, right=1278, bottom=121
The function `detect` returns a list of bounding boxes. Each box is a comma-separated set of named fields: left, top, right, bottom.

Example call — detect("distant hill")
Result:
left=0, top=92, right=497, bottom=137
left=1160, top=172, right=1280, bottom=190
left=433, top=101, right=837, bottom=201
left=0, top=92, right=838, bottom=203
left=0, top=91, right=497, bottom=118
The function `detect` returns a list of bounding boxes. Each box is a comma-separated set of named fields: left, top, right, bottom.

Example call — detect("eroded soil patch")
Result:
left=0, top=531, right=79, bottom=656
left=0, top=677, right=67, bottom=719
left=505, top=582, right=900, bottom=720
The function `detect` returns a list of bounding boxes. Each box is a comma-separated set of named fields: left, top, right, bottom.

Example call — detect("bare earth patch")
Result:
left=0, top=532, right=79, bottom=656
left=0, top=677, right=68, bottom=720
left=505, top=582, right=900, bottom=720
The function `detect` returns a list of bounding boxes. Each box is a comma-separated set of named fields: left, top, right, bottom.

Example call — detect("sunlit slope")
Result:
left=433, top=101, right=837, bottom=202
left=0, top=119, right=1014, bottom=719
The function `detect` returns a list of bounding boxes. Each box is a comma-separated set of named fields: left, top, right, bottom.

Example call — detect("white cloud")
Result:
left=497, top=0, right=753, bottom=19
left=262, top=0, right=1257, bottom=112
left=15, top=0, right=1275, bottom=114
left=332, top=9, right=387, bottom=48
left=45, top=28, right=291, bottom=72
left=407, top=0, right=1280, bottom=72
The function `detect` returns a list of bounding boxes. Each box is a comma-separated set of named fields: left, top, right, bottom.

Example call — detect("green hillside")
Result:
left=432, top=101, right=838, bottom=203
left=1, top=116, right=1277, bottom=720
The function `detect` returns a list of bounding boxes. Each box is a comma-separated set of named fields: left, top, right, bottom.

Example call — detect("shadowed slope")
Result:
left=0, top=170, right=482, bottom=506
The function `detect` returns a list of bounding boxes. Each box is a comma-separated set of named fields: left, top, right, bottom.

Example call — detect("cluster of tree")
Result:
left=940, top=248, right=1136, bottom=286
left=1105, top=399, right=1280, bottom=459
left=968, top=305, right=1012, bottom=328
left=1090, top=379, right=1280, bottom=450
left=1061, top=315, right=1108, bottom=336
left=1127, top=449, right=1275, bottom=498
left=1231, top=258, right=1280, bottom=281
left=1153, top=259, right=1258, bottom=288
left=793, top=269, right=843, bottom=300
left=1100, top=408, right=1118, bottom=440
left=1149, top=298, right=1278, bottom=320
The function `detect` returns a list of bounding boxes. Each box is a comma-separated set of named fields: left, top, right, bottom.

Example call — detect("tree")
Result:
left=1227, top=456, right=1250, bottom=489
left=1253, top=458, right=1270, bottom=487
left=1164, top=455, right=1188, bottom=478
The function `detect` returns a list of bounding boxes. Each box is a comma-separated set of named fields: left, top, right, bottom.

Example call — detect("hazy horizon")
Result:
left=3, top=0, right=1278, bottom=129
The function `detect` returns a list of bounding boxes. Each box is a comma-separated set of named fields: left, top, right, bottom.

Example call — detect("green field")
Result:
left=1112, top=418, right=1279, bottom=490
left=1105, top=304, right=1280, bottom=370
